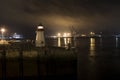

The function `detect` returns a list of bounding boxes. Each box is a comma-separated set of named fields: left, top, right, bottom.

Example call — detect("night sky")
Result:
left=0, top=0, right=120, bottom=38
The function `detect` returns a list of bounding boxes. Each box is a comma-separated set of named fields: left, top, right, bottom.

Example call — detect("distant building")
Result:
left=8, top=33, right=23, bottom=39
left=12, top=33, right=23, bottom=39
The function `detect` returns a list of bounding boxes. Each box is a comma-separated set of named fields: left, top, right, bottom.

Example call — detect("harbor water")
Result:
left=47, top=37, right=120, bottom=80
left=1, top=37, right=120, bottom=80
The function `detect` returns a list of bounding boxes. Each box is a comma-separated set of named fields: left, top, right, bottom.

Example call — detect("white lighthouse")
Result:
left=35, top=24, right=45, bottom=47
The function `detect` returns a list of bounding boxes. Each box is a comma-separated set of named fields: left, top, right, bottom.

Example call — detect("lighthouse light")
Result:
left=38, top=26, right=43, bottom=29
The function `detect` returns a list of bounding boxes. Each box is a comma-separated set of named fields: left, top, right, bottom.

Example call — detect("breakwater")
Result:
left=0, top=44, right=77, bottom=80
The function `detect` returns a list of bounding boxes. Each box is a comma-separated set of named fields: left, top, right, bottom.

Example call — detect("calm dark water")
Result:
left=47, top=37, right=120, bottom=80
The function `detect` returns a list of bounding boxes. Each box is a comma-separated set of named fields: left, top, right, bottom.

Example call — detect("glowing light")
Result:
left=67, top=33, right=71, bottom=37
left=0, top=28, right=6, bottom=44
left=81, top=34, right=86, bottom=37
left=63, top=33, right=71, bottom=37
left=90, top=38, right=95, bottom=56
left=13, top=33, right=23, bottom=39
left=63, top=33, right=67, bottom=37
left=58, top=37, right=61, bottom=47
left=1, top=28, right=5, bottom=33
left=38, top=26, right=44, bottom=29
left=57, top=33, right=61, bottom=37
left=56, top=32, right=71, bottom=38
left=1, top=28, right=6, bottom=40
left=64, top=38, right=67, bottom=46
left=90, top=32, right=95, bottom=35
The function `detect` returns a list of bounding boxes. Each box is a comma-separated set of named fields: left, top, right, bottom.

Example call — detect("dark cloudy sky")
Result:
left=0, top=0, right=120, bottom=37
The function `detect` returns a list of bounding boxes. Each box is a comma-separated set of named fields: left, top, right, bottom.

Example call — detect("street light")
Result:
left=1, top=28, right=5, bottom=41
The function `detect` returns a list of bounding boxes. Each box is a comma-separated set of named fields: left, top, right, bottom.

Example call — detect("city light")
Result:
left=63, top=33, right=67, bottom=37
left=12, top=33, right=23, bottom=39
left=57, top=33, right=61, bottom=37
left=63, top=33, right=71, bottom=37
left=67, top=33, right=71, bottom=37
left=90, top=32, right=95, bottom=35
left=81, top=34, right=86, bottom=37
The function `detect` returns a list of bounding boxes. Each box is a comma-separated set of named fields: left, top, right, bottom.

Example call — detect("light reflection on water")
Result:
left=58, top=37, right=61, bottom=47
left=77, top=37, right=120, bottom=80
left=55, top=37, right=120, bottom=54
left=64, top=38, right=71, bottom=47
left=57, top=37, right=72, bottom=48
left=116, top=37, right=118, bottom=48
left=89, top=38, right=95, bottom=56
left=64, top=38, right=67, bottom=47
left=48, top=37, right=120, bottom=80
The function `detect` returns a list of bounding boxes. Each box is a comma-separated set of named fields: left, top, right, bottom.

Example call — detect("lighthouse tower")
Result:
left=35, top=24, right=45, bottom=47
